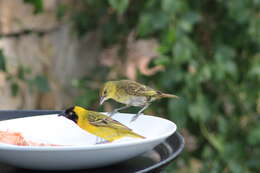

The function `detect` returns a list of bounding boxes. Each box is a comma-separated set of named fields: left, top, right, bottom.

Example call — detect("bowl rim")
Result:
left=0, top=113, right=177, bottom=151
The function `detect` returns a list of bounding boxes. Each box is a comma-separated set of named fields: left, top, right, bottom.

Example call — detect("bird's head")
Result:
left=99, top=81, right=116, bottom=105
left=58, top=106, right=87, bottom=124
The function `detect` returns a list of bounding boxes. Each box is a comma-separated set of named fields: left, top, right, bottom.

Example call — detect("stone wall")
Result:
left=0, top=0, right=162, bottom=110
left=0, top=0, right=101, bottom=109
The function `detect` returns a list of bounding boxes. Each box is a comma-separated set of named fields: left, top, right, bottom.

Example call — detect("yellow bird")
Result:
left=99, top=80, right=178, bottom=122
left=59, top=106, right=145, bottom=143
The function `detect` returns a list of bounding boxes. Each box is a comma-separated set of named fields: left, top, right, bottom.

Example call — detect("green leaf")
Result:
left=24, top=0, right=43, bottom=14
left=179, top=12, right=201, bottom=33
left=137, top=12, right=169, bottom=37
left=248, top=54, right=260, bottom=79
left=168, top=98, right=187, bottom=127
left=212, top=45, right=237, bottom=79
left=228, top=160, right=244, bottom=173
left=0, top=49, right=6, bottom=72
left=17, top=66, right=29, bottom=80
left=161, top=0, right=186, bottom=14
left=248, top=126, right=260, bottom=145
left=248, top=17, right=260, bottom=43
left=214, top=45, right=236, bottom=61
left=217, top=116, right=228, bottom=135
left=75, top=89, right=98, bottom=107
left=198, top=64, right=212, bottom=82
left=227, top=0, right=251, bottom=23
left=160, top=28, right=176, bottom=53
left=188, top=94, right=211, bottom=122
left=247, top=149, right=260, bottom=171
left=56, top=4, right=68, bottom=20
left=29, top=75, right=50, bottom=92
left=173, top=37, right=195, bottom=64
left=11, top=82, right=19, bottom=97
left=153, top=56, right=170, bottom=66
left=200, top=123, right=225, bottom=154
left=108, top=0, right=129, bottom=15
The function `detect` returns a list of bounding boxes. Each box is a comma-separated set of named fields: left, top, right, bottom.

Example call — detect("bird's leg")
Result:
left=95, top=137, right=108, bottom=144
left=109, top=105, right=130, bottom=117
left=95, top=136, right=101, bottom=144
left=130, top=104, right=150, bottom=122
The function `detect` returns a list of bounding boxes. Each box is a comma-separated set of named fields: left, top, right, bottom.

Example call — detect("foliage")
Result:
left=108, top=0, right=129, bottom=15
left=68, top=0, right=260, bottom=173
left=23, top=0, right=43, bottom=14
left=0, top=49, right=6, bottom=72
left=0, top=49, right=50, bottom=96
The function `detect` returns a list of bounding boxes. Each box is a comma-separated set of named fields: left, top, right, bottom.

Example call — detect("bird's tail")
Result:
left=161, top=93, right=179, bottom=99
left=128, top=132, right=146, bottom=139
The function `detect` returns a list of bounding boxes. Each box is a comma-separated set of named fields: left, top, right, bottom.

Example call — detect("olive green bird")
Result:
left=99, top=80, right=178, bottom=122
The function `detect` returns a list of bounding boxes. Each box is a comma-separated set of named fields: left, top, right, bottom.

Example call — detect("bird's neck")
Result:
left=74, top=108, right=88, bottom=128
left=77, top=113, right=94, bottom=133
left=107, top=83, right=117, bottom=99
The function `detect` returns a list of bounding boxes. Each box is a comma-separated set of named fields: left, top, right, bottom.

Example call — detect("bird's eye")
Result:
left=68, top=112, right=74, bottom=118
left=104, top=90, right=107, bottom=96
left=67, top=111, right=78, bottom=123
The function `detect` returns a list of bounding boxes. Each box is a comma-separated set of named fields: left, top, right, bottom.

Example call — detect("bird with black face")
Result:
left=59, top=106, right=145, bottom=143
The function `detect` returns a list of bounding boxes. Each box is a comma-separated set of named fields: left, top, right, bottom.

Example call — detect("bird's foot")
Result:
left=108, top=110, right=118, bottom=117
left=95, top=137, right=108, bottom=144
left=96, top=140, right=109, bottom=144
left=130, top=113, right=143, bottom=123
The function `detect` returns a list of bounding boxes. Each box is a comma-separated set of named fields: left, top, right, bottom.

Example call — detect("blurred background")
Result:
left=0, top=0, right=259, bottom=172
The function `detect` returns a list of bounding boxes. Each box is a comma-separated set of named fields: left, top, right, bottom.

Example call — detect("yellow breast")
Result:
left=78, top=119, right=124, bottom=142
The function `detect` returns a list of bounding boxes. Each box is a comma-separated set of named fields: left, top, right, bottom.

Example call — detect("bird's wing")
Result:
left=119, top=80, right=159, bottom=97
left=88, top=111, right=132, bottom=131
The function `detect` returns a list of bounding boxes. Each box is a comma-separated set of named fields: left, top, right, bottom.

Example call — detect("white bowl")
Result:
left=0, top=113, right=177, bottom=170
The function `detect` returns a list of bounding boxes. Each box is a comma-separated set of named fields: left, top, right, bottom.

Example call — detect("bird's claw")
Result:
left=108, top=110, right=117, bottom=117
left=95, top=137, right=108, bottom=144
left=96, top=141, right=109, bottom=145
left=130, top=113, right=143, bottom=123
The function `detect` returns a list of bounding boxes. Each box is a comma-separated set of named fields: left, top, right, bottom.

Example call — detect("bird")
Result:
left=58, top=106, right=145, bottom=143
left=99, top=80, right=178, bottom=122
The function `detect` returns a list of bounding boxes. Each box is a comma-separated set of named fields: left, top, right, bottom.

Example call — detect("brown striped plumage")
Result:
left=99, top=80, right=178, bottom=122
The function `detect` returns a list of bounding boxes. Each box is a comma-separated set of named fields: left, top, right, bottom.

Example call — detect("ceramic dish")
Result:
left=0, top=113, right=177, bottom=170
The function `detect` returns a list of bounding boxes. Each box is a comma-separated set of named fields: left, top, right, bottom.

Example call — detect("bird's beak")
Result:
left=99, top=96, right=106, bottom=105
left=58, top=112, right=66, bottom=117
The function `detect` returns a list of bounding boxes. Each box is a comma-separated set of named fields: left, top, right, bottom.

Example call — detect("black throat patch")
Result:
left=65, top=107, right=78, bottom=123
